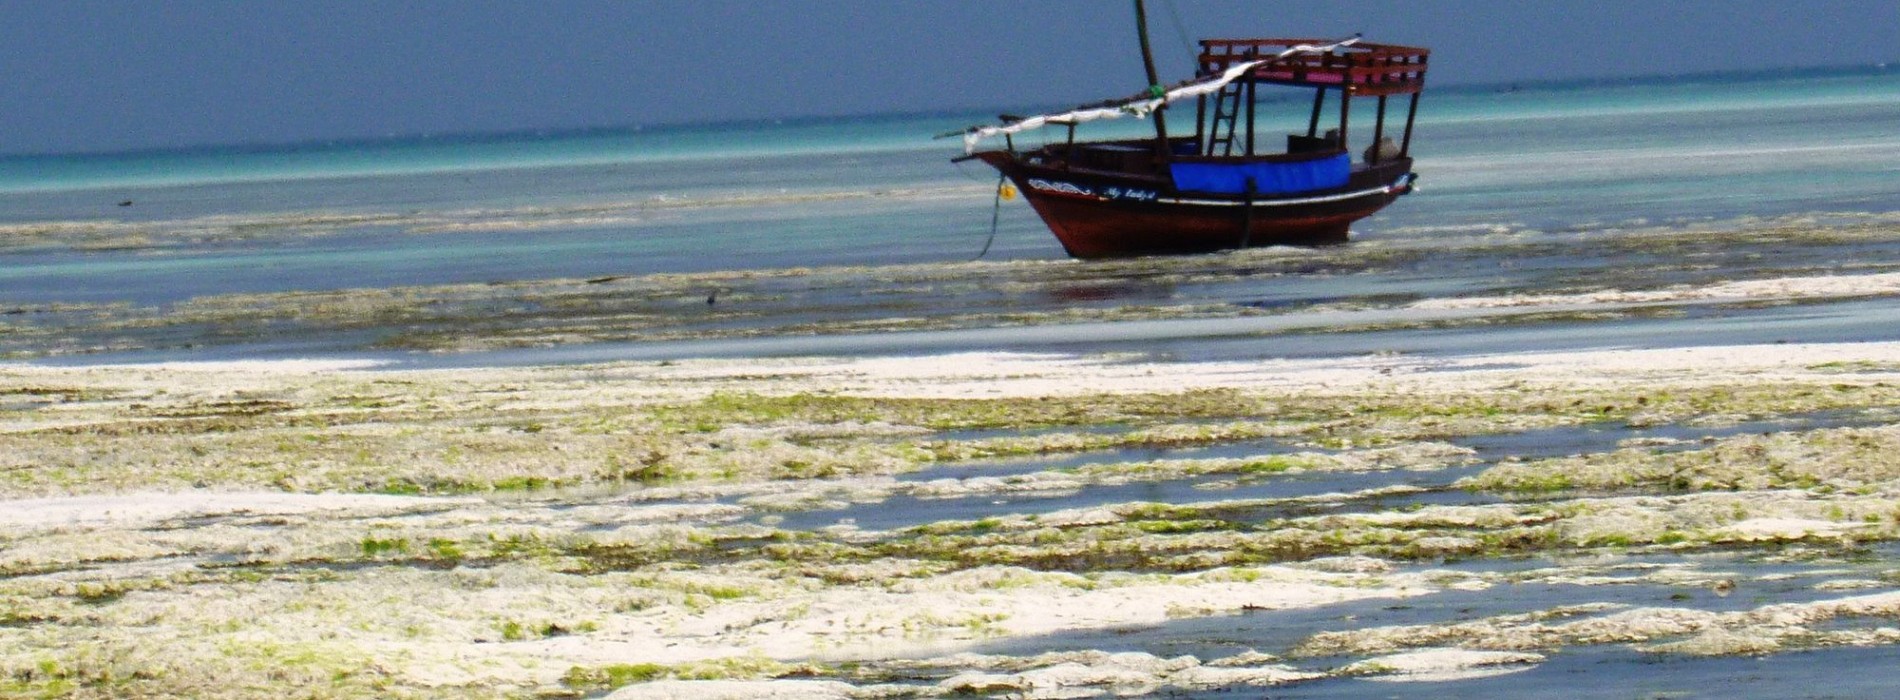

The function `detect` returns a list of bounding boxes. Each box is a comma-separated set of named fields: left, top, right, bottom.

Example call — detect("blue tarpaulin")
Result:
left=1170, top=153, right=1350, bottom=195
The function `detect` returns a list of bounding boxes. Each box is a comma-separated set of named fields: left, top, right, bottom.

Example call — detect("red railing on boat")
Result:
left=1198, top=38, right=1429, bottom=96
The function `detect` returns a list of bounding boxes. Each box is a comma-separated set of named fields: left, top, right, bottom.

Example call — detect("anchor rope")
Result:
left=975, top=172, right=1006, bottom=260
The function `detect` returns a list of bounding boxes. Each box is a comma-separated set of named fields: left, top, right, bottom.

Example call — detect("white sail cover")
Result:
left=960, top=37, right=1361, bottom=153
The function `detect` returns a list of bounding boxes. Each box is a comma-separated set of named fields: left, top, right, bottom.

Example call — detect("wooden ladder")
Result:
left=1204, top=80, right=1246, bottom=156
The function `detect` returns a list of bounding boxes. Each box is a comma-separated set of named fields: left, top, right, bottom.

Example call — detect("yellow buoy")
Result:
left=999, top=182, right=1017, bottom=201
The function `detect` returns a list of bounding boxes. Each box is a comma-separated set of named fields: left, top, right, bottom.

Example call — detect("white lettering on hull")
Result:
left=1025, top=178, right=1158, bottom=202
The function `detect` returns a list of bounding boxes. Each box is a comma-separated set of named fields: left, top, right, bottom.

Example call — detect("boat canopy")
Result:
left=1185, top=37, right=1429, bottom=162
left=955, top=37, right=1370, bottom=153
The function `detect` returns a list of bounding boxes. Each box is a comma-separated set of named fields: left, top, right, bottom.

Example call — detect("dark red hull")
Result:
left=976, top=151, right=1414, bottom=259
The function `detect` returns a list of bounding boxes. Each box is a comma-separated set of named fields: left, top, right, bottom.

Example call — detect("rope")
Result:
left=975, top=173, right=1006, bottom=260
left=1159, top=0, right=1196, bottom=64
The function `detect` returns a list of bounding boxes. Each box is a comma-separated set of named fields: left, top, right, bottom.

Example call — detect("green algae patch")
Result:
left=1291, top=589, right=1900, bottom=661
left=1463, top=423, right=1900, bottom=495
left=654, top=388, right=1267, bottom=433
left=561, top=656, right=805, bottom=692
left=7, top=354, right=1900, bottom=499
left=869, top=500, right=1569, bottom=574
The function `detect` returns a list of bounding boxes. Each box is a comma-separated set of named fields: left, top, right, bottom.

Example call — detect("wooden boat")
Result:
left=952, top=3, right=1428, bottom=259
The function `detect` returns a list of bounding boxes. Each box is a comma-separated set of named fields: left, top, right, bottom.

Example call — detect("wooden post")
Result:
left=1240, top=177, right=1256, bottom=249
left=1401, top=92, right=1421, bottom=157
left=1372, top=95, right=1387, bottom=163
left=1307, top=88, right=1326, bottom=137
left=1245, top=79, right=1257, bottom=156
left=1195, top=93, right=1207, bottom=154
left=1339, top=87, right=1352, bottom=150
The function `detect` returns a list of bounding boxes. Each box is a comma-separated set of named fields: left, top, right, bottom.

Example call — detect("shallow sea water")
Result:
left=3, top=67, right=1898, bottom=313
left=883, top=540, right=1900, bottom=698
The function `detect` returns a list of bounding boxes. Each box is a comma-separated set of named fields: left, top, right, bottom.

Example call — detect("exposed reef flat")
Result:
left=9, top=338, right=1900, bottom=697
left=5, top=213, right=1898, bottom=359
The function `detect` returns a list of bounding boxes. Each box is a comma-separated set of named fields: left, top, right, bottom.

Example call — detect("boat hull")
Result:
left=976, top=152, right=1413, bottom=259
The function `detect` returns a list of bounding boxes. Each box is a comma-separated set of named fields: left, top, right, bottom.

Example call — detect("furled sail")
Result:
left=955, top=37, right=1361, bottom=153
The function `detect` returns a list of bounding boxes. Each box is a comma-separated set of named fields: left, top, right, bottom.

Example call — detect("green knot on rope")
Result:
left=1147, top=84, right=1166, bottom=99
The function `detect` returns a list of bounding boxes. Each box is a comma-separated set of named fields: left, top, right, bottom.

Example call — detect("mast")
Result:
left=1133, top=0, right=1171, bottom=161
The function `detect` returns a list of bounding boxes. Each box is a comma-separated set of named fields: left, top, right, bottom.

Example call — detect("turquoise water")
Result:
left=0, top=113, right=956, bottom=194
left=1, top=66, right=1897, bottom=306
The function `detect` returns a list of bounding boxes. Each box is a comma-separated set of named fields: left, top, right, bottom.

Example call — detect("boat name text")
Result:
left=1026, top=178, right=1156, bottom=202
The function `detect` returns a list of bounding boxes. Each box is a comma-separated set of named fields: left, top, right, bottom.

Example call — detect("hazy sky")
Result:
left=2, top=0, right=1895, bottom=155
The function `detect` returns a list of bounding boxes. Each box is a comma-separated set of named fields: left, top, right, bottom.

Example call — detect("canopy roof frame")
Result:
left=1194, top=38, right=1429, bottom=161
left=951, top=37, right=1375, bottom=154
left=1199, top=38, right=1429, bottom=97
